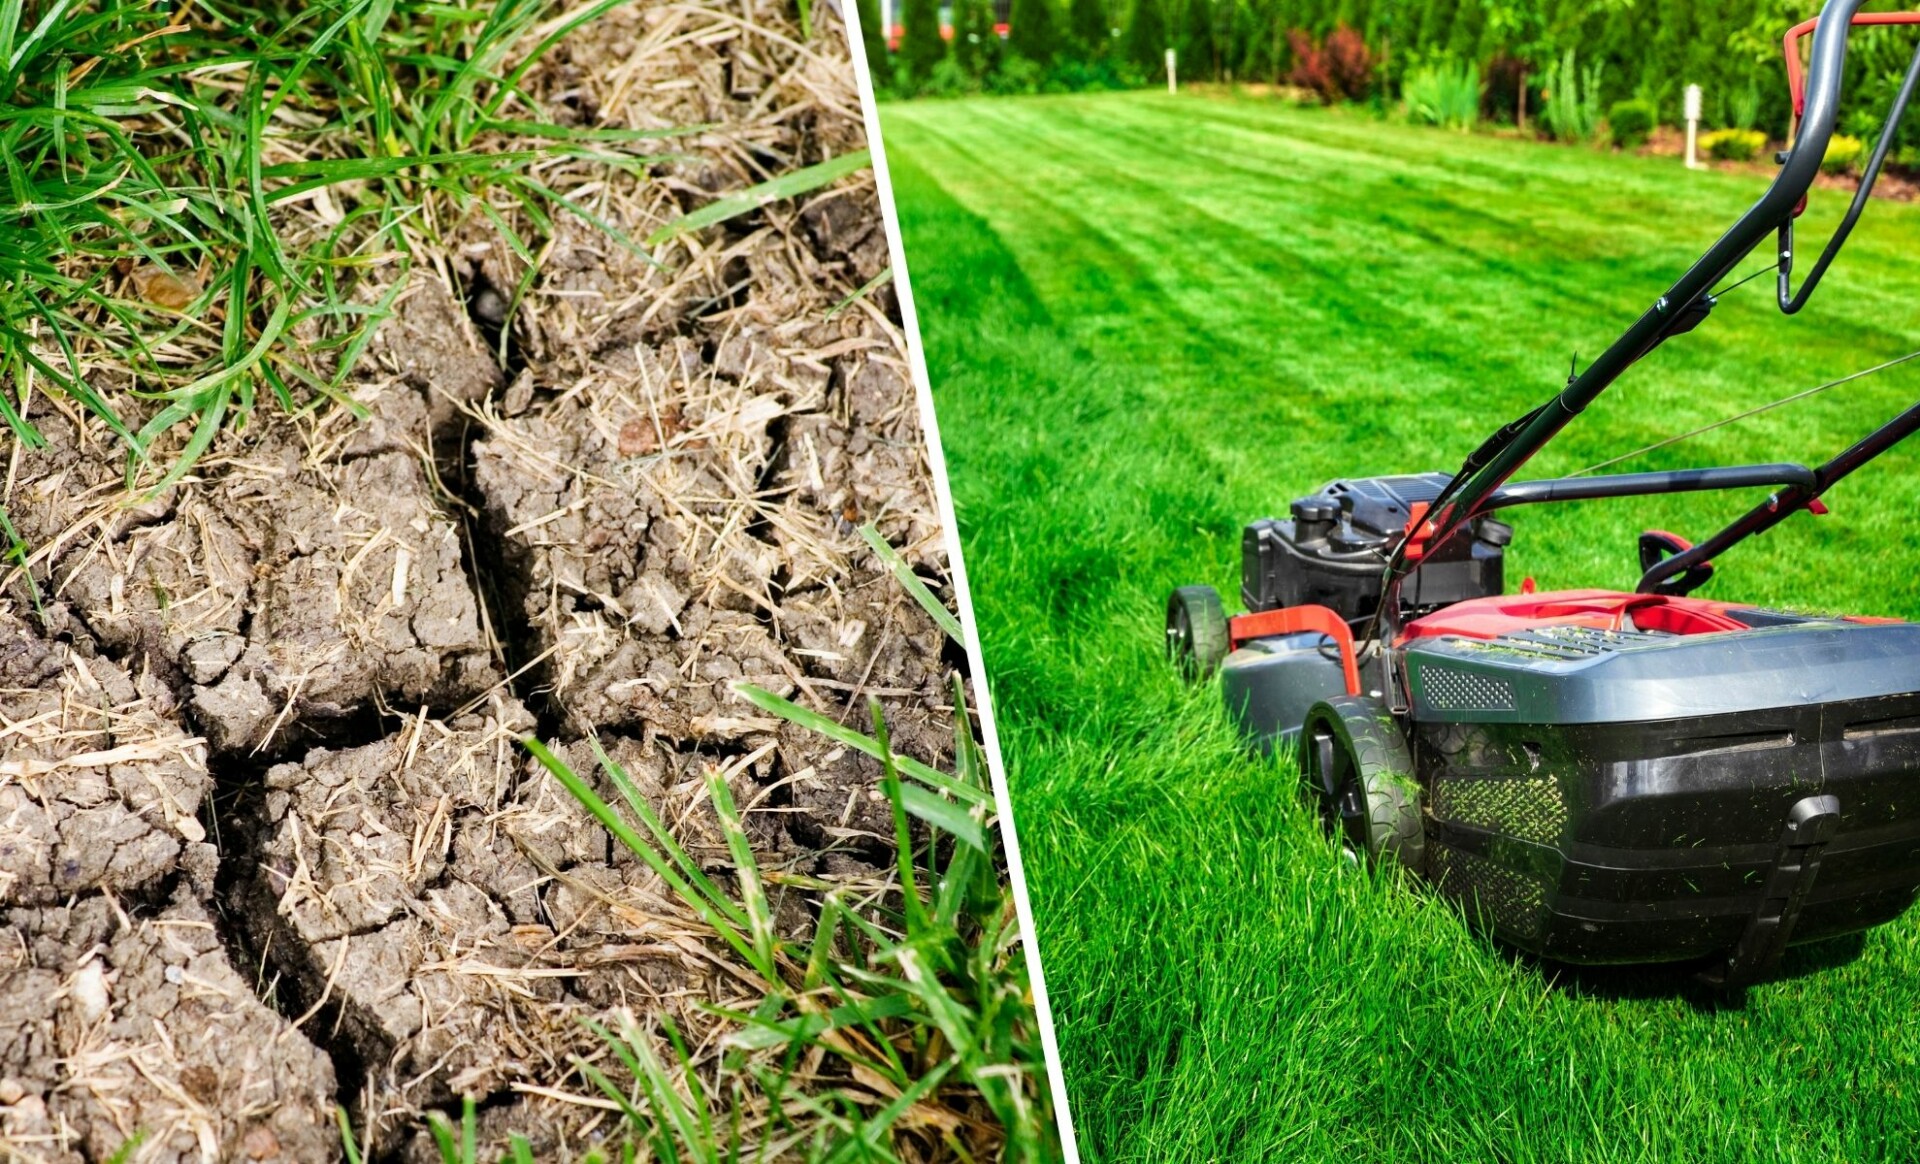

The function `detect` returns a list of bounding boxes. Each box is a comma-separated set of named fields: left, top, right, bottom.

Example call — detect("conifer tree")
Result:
left=855, top=0, right=891, bottom=82
left=953, top=0, right=999, bottom=75
left=1009, top=0, right=1064, bottom=65
left=1125, top=0, right=1169, bottom=72
left=1181, top=0, right=1216, bottom=80
left=901, top=0, right=945, bottom=80
left=1071, top=0, right=1110, bottom=56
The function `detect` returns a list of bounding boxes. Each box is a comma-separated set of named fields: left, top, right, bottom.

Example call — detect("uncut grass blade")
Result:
left=258, top=150, right=549, bottom=204
left=575, top=1022, right=649, bottom=1127
left=627, top=1018, right=710, bottom=1164
left=820, top=1061, right=954, bottom=1164
left=870, top=698, right=927, bottom=934
left=722, top=993, right=918, bottom=1052
left=101, top=1133, right=146, bottom=1164
left=937, top=676, right=991, bottom=926
left=826, top=266, right=892, bottom=320
left=862, top=945, right=977, bottom=1063
left=590, top=738, right=752, bottom=933
left=646, top=149, right=871, bottom=245
left=896, top=782, right=985, bottom=852
left=719, top=992, right=787, bottom=1073
left=1, top=502, right=43, bottom=623
left=706, top=768, right=776, bottom=974
left=660, top=1019, right=721, bottom=1161
left=730, top=683, right=989, bottom=810
left=803, top=895, right=842, bottom=990
left=858, top=521, right=963, bottom=643
left=336, top=1107, right=363, bottom=1164
left=425, top=1095, right=478, bottom=1163
left=524, top=738, right=770, bottom=979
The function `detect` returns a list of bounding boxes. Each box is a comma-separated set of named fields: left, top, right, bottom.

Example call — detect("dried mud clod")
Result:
left=0, top=610, right=212, bottom=906
left=0, top=890, right=337, bottom=1164
left=471, top=326, right=952, bottom=846
left=1, top=614, right=337, bottom=1162
left=231, top=712, right=771, bottom=1152
left=6, top=283, right=501, bottom=755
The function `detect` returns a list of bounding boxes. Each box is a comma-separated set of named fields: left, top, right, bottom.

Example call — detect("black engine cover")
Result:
left=1242, top=472, right=1509, bottom=619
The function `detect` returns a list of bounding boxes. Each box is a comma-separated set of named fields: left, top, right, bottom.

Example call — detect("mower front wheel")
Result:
left=1166, top=585, right=1229, bottom=680
left=1300, top=697, right=1425, bottom=875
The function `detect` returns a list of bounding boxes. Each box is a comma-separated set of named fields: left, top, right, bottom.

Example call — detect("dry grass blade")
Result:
left=645, top=148, right=873, bottom=244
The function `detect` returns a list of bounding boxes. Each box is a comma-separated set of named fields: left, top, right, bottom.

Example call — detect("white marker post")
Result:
left=1684, top=83, right=1704, bottom=170
left=1166, top=48, right=1177, bottom=94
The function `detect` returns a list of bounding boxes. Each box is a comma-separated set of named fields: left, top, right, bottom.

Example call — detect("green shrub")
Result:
left=1608, top=99, right=1655, bottom=148
left=1047, top=56, right=1140, bottom=92
left=925, top=55, right=981, bottom=97
left=989, top=55, right=1047, bottom=94
left=1540, top=47, right=1604, bottom=144
left=1824, top=133, right=1866, bottom=175
left=1404, top=59, right=1481, bottom=131
left=1702, top=128, right=1766, bottom=162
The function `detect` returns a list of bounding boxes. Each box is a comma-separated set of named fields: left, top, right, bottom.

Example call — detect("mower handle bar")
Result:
left=1785, top=11, right=1920, bottom=116
left=1484, top=463, right=1817, bottom=512
left=1638, top=398, right=1920, bottom=593
left=1780, top=29, right=1920, bottom=314
left=1395, top=0, right=1897, bottom=605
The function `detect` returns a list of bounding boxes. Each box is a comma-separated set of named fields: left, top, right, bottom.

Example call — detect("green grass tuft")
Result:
left=515, top=678, right=1053, bottom=1162
left=504, top=540, right=1057, bottom=1162
left=0, top=0, right=680, bottom=484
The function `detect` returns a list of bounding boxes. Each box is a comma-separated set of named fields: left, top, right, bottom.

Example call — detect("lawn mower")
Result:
left=1167, top=0, right=1920, bottom=986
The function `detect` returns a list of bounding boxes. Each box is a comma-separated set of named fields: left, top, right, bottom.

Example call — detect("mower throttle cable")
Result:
left=1710, top=261, right=1778, bottom=300
left=1568, top=347, right=1920, bottom=477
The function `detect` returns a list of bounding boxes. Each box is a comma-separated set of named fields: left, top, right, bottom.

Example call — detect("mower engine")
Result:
left=1241, top=473, right=1510, bottom=621
left=1214, top=472, right=1511, bottom=759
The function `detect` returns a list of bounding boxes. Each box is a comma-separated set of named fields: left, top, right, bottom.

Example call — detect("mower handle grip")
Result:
left=1778, top=33, right=1920, bottom=313
left=1785, top=11, right=1920, bottom=116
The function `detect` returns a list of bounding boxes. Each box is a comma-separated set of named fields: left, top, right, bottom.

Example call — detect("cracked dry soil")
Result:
left=0, top=4, right=958, bottom=1159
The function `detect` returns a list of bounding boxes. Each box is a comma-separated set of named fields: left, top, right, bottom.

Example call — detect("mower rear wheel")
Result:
left=1166, top=585, right=1229, bottom=679
left=1300, top=697, right=1425, bottom=874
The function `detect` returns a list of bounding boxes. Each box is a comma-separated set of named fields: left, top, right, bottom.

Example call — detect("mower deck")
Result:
left=1404, top=592, right=1920, bottom=967
left=1221, top=592, right=1920, bottom=974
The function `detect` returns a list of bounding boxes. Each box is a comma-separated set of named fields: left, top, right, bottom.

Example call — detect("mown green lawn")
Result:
left=882, top=90, right=1920, bottom=1163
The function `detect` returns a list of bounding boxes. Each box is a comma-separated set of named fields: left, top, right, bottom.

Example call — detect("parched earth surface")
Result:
left=0, top=4, right=956, bottom=1160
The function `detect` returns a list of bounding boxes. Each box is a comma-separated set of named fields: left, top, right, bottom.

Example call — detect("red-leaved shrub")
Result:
left=1287, top=24, right=1372, bottom=103
left=1286, top=28, right=1330, bottom=101
left=1323, top=24, right=1373, bottom=100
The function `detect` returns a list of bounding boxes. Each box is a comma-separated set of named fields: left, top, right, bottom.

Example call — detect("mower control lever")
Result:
left=1637, top=531, right=1713, bottom=597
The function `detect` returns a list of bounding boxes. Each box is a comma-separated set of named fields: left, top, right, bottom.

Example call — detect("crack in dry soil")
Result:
left=2, top=6, right=962, bottom=1159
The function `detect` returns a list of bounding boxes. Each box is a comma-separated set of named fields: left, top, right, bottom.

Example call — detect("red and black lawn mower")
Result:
left=1168, top=0, right=1920, bottom=986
